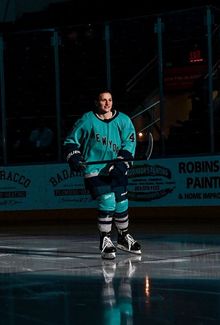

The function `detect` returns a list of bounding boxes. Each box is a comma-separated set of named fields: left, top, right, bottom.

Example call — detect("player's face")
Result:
left=96, top=92, right=113, bottom=114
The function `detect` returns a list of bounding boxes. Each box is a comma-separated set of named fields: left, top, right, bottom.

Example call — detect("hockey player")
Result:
left=63, top=90, right=141, bottom=259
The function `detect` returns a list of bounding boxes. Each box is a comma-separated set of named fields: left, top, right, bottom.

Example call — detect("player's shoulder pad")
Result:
left=118, top=111, right=131, bottom=119
left=74, top=111, right=93, bottom=127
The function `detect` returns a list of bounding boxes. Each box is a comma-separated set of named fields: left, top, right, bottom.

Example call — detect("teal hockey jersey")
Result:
left=64, top=110, right=136, bottom=175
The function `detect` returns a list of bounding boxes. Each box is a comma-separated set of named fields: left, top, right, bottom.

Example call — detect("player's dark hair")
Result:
left=96, top=89, right=112, bottom=99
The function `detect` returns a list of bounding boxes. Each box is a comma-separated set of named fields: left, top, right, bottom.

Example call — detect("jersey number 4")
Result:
left=129, top=133, right=135, bottom=142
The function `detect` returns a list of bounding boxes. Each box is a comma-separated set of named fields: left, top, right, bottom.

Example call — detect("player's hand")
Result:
left=67, top=152, right=85, bottom=172
left=110, top=161, right=128, bottom=178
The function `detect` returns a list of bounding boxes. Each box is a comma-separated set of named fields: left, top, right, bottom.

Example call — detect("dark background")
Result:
left=7, top=0, right=220, bottom=29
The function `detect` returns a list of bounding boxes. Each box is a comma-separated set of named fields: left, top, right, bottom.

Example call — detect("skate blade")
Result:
left=101, top=251, right=116, bottom=260
left=117, top=244, right=141, bottom=255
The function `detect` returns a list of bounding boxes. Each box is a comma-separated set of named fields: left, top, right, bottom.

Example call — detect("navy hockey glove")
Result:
left=110, top=149, right=133, bottom=178
left=66, top=150, right=85, bottom=172
left=110, top=161, right=129, bottom=178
